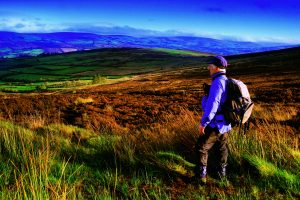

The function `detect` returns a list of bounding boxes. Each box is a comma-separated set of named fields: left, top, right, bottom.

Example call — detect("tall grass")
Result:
left=0, top=104, right=298, bottom=199
left=0, top=126, right=74, bottom=199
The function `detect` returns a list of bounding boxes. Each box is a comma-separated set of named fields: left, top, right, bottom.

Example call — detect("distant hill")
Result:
left=0, top=48, right=211, bottom=83
left=1, top=45, right=300, bottom=84
left=225, top=46, right=300, bottom=75
left=0, top=46, right=299, bottom=93
left=0, top=31, right=297, bottom=58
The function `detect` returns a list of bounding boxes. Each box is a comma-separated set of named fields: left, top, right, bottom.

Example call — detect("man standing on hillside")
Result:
left=194, top=56, right=232, bottom=184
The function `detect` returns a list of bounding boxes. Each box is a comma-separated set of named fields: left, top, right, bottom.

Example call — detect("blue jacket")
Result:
left=201, top=72, right=232, bottom=134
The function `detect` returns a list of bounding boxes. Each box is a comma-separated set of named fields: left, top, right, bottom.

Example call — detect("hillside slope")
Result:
left=0, top=46, right=299, bottom=199
left=0, top=46, right=299, bottom=129
left=0, top=48, right=211, bottom=83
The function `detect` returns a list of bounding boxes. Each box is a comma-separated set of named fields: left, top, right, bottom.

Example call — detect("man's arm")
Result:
left=199, top=96, right=208, bottom=135
left=201, top=81, right=223, bottom=128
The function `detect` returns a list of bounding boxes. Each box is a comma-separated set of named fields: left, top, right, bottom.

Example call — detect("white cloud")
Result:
left=190, top=32, right=300, bottom=45
left=0, top=17, right=299, bottom=45
left=224, top=35, right=300, bottom=45
left=0, top=17, right=67, bottom=33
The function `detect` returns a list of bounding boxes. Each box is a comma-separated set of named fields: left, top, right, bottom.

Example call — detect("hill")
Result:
left=0, top=46, right=299, bottom=133
left=0, top=48, right=210, bottom=79
left=0, top=46, right=299, bottom=199
left=0, top=47, right=211, bottom=92
left=0, top=31, right=296, bottom=58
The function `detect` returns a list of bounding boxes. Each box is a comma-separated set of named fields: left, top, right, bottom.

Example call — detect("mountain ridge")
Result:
left=0, top=31, right=297, bottom=58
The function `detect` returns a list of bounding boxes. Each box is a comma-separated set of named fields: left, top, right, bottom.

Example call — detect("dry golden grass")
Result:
left=0, top=97, right=298, bottom=199
left=74, top=97, right=94, bottom=105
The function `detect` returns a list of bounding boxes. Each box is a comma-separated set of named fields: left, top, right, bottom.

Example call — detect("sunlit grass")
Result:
left=0, top=103, right=298, bottom=198
left=74, top=97, right=94, bottom=105
left=157, top=151, right=196, bottom=168
left=153, top=48, right=211, bottom=57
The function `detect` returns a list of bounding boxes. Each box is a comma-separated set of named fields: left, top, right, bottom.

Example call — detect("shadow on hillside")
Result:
left=281, top=112, right=300, bottom=130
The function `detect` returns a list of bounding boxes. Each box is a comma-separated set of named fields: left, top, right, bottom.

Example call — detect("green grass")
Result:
left=0, top=75, right=132, bottom=92
left=153, top=48, right=211, bottom=57
left=243, top=154, right=300, bottom=185
left=0, top=85, right=37, bottom=92
left=4, top=73, right=70, bottom=82
left=35, top=65, right=73, bottom=70
left=0, top=104, right=298, bottom=199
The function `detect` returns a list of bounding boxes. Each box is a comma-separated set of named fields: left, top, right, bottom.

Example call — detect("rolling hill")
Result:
left=0, top=31, right=297, bottom=58
left=0, top=48, right=211, bottom=83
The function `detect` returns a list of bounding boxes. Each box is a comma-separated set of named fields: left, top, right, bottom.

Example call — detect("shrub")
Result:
left=92, top=74, right=107, bottom=84
left=36, top=83, right=48, bottom=91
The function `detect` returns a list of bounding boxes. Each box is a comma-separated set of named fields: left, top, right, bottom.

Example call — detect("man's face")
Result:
left=207, top=64, right=218, bottom=76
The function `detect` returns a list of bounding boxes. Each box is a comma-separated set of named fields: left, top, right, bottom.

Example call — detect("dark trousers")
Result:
left=195, top=126, right=228, bottom=171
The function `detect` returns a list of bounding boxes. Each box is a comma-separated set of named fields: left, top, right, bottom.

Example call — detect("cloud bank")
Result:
left=0, top=17, right=67, bottom=32
left=0, top=17, right=299, bottom=44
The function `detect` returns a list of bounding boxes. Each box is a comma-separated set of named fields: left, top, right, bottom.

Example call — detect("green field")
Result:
left=0, top=48, right=210, bottom=92
left=153, top=48, right=211, bottom=56
left=0, top=75, right=132, bottom=92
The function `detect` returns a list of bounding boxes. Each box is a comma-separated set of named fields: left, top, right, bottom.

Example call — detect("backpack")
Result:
left=223, top=78, right=254, bottom=133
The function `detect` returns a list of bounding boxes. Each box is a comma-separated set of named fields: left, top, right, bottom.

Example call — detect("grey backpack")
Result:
left=223, top=78, right=254, bottom=133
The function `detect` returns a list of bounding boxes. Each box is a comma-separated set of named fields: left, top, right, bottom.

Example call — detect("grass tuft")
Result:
left=74, top=97, right=94, bottom=105
left=243, top=154, right=300, bottom=186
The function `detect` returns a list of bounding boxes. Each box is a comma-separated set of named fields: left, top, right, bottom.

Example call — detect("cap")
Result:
left=208, top=56, right=228, bottom=68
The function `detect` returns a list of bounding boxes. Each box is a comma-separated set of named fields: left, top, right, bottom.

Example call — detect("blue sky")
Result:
left=0, top=0, right=299, bottom=43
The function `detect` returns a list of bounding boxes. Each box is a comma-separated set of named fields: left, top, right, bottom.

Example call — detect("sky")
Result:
left=0, top=0, right=300, bottom=44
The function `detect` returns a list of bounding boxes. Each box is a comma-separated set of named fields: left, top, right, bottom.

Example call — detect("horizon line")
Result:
left=1, top=30, right=299, bottom=45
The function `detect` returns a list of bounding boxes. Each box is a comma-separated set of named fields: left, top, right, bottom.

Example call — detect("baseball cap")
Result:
left=208, top=56, right=228, bottom=68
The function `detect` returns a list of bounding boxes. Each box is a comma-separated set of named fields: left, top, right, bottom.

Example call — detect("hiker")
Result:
left=194, top=56, right=232, bottom=184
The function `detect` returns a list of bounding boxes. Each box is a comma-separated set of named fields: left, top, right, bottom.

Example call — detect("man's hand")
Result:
left=199, top=124, right=205, bottom=135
